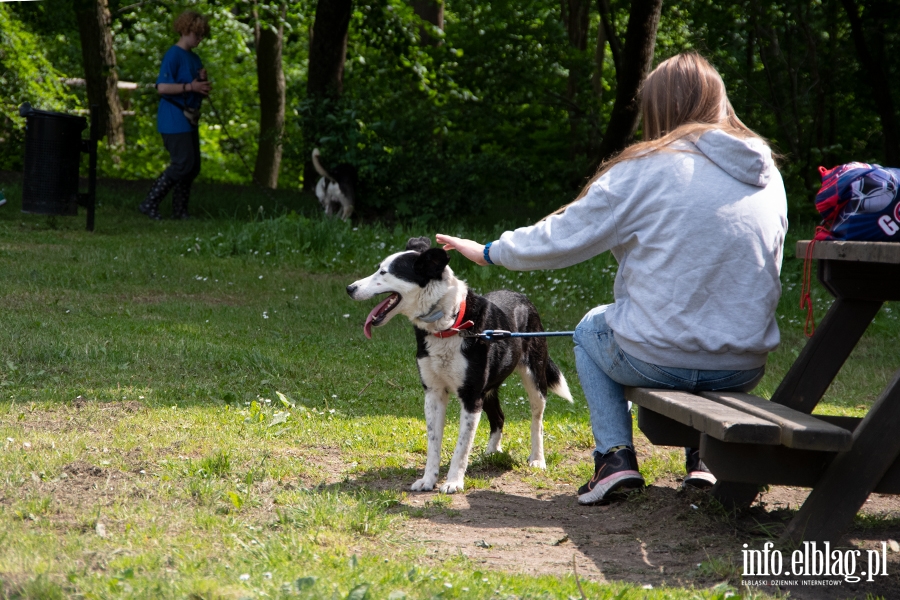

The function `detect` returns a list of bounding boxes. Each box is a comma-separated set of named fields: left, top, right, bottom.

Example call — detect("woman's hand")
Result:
left=435, top=234, right=488, bottom=266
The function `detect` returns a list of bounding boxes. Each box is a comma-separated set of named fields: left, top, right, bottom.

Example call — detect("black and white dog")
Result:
left=312, top=148, right=357, bottom=221
left=347, top=237, right=572, bottom=493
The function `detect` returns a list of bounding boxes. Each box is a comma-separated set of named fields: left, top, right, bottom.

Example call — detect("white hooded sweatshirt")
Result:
left=487, top=129, right=788, bottom=370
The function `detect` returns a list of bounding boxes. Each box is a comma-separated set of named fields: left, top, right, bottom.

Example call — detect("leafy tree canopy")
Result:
left=1, top=0, right=898, bottom=222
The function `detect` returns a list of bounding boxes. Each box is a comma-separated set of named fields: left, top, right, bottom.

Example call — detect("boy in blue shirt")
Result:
left=139, top=10, right=212, bottom=220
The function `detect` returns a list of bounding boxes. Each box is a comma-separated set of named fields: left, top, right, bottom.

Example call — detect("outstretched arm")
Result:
left=435, top=234, right=489, bottom=266
left=443, top=187, right=616, bottom=272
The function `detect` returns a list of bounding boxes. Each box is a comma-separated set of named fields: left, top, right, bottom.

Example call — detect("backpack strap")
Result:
left=800, top=235, right=822, bottom=338
left=161, top=95, right=187, bottom=110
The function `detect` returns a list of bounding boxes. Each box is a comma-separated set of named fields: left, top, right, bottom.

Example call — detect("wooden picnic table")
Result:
left=626, top=240, right=900, bottom=544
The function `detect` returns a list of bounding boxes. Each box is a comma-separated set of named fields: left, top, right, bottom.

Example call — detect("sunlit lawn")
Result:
left=0, top=174, right=895, bottom=598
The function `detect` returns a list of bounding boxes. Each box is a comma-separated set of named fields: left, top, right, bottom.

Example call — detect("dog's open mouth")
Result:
left=363, top=292, right=401, bottom=339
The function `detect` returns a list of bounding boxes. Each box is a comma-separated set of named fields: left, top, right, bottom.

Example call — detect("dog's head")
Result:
left=346, top=237, right=455, bottom=338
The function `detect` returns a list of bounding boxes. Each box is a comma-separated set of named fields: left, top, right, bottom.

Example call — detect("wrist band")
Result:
left=483, top=241, right=495, bottom=265
left=183, top=83, right=188, bottom=93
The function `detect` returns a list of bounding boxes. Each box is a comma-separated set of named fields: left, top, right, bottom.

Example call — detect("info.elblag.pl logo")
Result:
left=742, top=542, right=889, bottom=584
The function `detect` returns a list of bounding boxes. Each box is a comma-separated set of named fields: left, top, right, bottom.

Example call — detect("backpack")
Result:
left=814, top=163, right=900, bottom=241
left=801, top=163, right=900, bottom=337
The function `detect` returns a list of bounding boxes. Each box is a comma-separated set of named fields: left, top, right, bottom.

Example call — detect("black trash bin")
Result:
left=20, top=106, right=87, bottom=216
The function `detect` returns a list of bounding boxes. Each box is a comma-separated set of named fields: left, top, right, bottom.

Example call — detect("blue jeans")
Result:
left=573, top=305, right=765, bottom=456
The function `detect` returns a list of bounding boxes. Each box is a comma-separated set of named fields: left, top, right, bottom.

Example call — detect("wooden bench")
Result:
left=623, top=387, right=892, bottom=489
left=628, top=387, right=900, bottom=497
left=629, top=388, right=852, bottom=450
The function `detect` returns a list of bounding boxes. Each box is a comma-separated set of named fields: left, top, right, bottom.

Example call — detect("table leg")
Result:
left=771, top=298, right=882, bottom=413
left=710, top=480, right=764, bottom=511
left=781, top=368, right=900, bottom=544
left=711, top=297, right=881, bottom=510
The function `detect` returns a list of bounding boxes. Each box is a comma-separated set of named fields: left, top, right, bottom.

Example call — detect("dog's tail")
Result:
left=311, top=148, right=333, bottom=180
left=546, top=359, right=573, bottom=402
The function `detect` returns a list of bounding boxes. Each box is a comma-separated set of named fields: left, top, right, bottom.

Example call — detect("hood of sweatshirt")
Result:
left=694, top=129, right=774, bottom=187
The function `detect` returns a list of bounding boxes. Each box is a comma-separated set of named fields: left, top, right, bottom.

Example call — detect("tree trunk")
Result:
left=563, top=0, right=591, bottom=51
left=840, top=0, right=900, bottom=165
left=563, top=0, right=591, bottom=98
left=412, top=0, right=443, bottom=46
left=562, top=0, right=591, bottom=156
left=307, top=0, right=352, bottom=99
left=597, top=0, right=622, bottom=75
left=596, top=0, right=662, bottom=162
left=591, top=11, right=607, bottom=101
left=745, top=0, right=755, bottom=76
left=825, top=0, right=839, bottom=166
left=305, top=0, right=352, bottom=190
left=799, top=1, right=824, bottom=184
left=756, top=33, right=798, bottom=158
left=253, top=4, right=286, bottom=189
left=74, top=0, right=125, bottom=147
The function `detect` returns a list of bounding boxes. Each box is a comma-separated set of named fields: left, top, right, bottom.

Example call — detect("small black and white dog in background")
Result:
left=312, top=148, right=357, bottom=221
left=347, top=237, right=572, bottom=493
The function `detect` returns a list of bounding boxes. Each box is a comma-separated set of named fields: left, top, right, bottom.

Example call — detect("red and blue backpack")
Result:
left=800, top=163, right=900, bottom=337
left=814, top=162, right=900, bottom=241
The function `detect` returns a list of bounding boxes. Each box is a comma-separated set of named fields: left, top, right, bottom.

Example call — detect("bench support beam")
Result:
left=701, top=435, right=835, bottom=487
left=771, top=296, right=882, bottom=414
left=636, top=407, right=700, bottom=448
left=782, top=368, right=900, bottom=544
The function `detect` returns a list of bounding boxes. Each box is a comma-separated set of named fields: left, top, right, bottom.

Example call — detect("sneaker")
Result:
left=577, top=447, right=645, bottom=505
left=683, top=447, right=716, bottom=489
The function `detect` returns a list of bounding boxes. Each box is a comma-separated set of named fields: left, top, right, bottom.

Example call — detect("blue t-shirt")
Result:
left=156, top=45, right=204, bottom=134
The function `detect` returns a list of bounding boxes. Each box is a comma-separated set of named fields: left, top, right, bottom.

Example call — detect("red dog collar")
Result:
left=433, top=299, right=474, bottom=338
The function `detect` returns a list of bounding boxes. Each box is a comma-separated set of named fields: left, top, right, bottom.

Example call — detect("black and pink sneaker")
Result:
left=683, top=448, right=716, bottom=489
left=577, top=447, right=644, bottom=505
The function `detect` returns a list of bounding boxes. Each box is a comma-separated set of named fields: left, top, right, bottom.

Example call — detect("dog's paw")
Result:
left=410, top=478, right=436, bottom=492
left=527, top=456, right=547, bottom=469
left=439, top=479, right=465, bottom=494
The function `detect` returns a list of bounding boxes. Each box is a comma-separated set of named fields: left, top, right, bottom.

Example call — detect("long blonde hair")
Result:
left=549, top=53, right=769, bottom=217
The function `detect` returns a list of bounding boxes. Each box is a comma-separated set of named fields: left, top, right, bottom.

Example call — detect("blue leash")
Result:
left=463, top=330, right=576, bottom=342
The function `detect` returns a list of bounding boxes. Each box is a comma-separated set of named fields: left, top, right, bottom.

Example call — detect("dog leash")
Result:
left=461, top=330, right=575, bottom=342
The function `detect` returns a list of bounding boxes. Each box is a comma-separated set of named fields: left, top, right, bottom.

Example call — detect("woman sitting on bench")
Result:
left=437, top=52, right=787, bottom=505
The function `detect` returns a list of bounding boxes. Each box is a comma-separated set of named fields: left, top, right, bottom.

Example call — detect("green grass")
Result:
left=0, top=173, right=895, bottom=598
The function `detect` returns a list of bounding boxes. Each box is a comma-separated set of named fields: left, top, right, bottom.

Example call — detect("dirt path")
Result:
left=387, top=457, right=900, bottom=599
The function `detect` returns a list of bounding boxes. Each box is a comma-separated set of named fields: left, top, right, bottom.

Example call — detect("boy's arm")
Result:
left=156, top=80, right=210, bottom=96
left=156, top=51, right=211, bottom=95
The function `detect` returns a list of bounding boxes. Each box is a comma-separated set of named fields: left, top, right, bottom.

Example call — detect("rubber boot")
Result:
left=171, top=180, right=192, bottom=220
left=139, top=173, right=176, bottom=220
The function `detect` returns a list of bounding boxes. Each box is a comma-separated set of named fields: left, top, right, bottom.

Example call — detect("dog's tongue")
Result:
left=363, top=293, right=398, bottom=339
